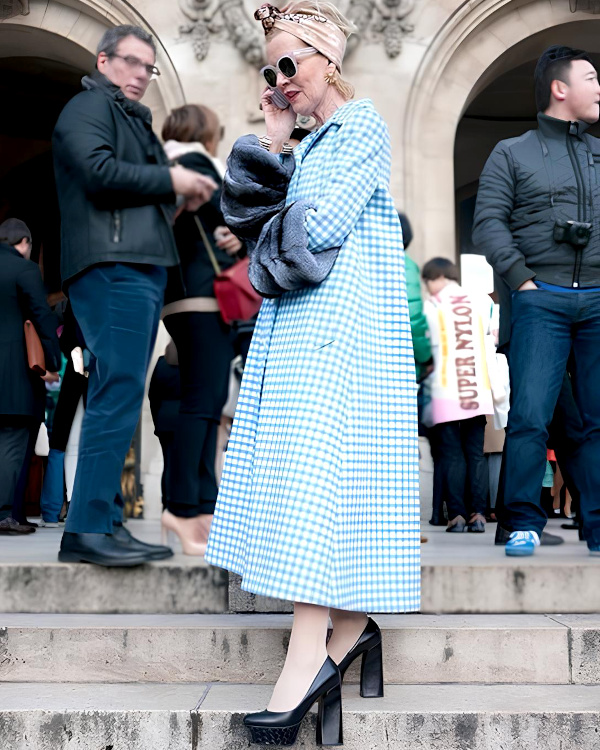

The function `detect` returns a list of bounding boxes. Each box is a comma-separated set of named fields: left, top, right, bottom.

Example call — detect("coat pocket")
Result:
left=314, top=339, right=336, bottom=351
left=110, top=210, right=123, bottom=243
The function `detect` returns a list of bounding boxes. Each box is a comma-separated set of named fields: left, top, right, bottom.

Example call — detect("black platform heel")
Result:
left=244, top=656, right=343, bottom=746
left=337, top=617, right=384, bottom=698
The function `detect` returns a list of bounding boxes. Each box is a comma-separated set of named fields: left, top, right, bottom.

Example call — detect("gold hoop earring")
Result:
left=324, top=69, right=337, bottom=85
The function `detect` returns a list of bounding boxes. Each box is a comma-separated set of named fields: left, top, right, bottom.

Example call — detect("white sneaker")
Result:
left=39, top=520, right=59, bottom=528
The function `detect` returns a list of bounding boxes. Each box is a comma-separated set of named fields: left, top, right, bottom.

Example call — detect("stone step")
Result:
left=0, top=560, right=228, bottom=614
left=2, top=557, right=599, bottom=615
left=2, top=682, right=600, bottom=750
left=227, top=523, right=600, bottom=615
left=2, top=521, right=598, bottom=614
left=230, top=559, right=600, bottom=615
left=1, top=613, right=598, bottom=685
left=0, top=521, right=229, bottom=615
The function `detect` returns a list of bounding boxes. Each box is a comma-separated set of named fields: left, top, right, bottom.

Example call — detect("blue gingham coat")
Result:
left=205, top=99, right=420, bottom=612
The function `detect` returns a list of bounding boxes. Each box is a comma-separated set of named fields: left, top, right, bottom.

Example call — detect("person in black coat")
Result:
left=159, top=104, right=242, bottom=554
left=0, top=218, right=61, bottom=535
left=148, top=341, right=181, bottom=512
left=52, top=25, right=217, bottom=567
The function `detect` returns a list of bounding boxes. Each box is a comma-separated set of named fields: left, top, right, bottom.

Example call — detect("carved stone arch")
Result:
left=403, top=0, right=600, bottom=264
left=178, top=0, right=417, bottom=65
left=0, top=0, right=186, bottom=126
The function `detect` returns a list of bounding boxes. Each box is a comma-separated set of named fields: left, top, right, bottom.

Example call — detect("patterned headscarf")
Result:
left=254, top=3, right=348, bottom=71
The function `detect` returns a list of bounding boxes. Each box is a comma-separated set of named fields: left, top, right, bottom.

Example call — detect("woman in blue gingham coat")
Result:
left=204, top=2, right=419, bottom=744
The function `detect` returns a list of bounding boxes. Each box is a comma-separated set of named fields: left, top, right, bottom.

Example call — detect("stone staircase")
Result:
left=1, top=520, right=600, bottom=749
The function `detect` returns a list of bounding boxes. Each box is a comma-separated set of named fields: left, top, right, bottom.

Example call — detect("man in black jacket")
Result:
left=0, top=219, right=61, bottom=535
left=473, top=46, right=600, bottom=557
left=53, top=25, right=216, bottom=566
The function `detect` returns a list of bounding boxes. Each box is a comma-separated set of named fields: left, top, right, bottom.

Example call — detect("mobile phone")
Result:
left=268, top=87, right=290, bottom=110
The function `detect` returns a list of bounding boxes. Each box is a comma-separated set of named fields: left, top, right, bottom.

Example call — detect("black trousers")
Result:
left=49, top=362, right=88, bottom=451
left=164, top=311, right=235, bottom=517
left=430, top=415, right=488, bottom=520
left=156, top=431, right=175, bottom=510
left=427, top=427, right=446, bottom=524
left=0, top=417, right=33, bottom=520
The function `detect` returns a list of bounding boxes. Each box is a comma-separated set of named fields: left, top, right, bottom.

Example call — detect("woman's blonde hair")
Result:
left=277, top=0, right=356, bottom=100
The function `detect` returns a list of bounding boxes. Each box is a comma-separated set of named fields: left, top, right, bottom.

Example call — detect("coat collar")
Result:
left=294, top=99, right=374, bottom=164
left=82, top=71, right=153, bottom=125
left=0, top=242, right=22, bottom=259
left=537, top=112, right=591, bottom=139
left=82, top=71, right=168, bottom=167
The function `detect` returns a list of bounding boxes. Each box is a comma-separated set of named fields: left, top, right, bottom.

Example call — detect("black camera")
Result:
left=554, top=220, right=592, bottom=249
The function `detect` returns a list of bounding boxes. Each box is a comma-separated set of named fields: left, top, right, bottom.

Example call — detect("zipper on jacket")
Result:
left=112, top=210, right=122, bottom=243
left=566, top=130, right=587, bottom=287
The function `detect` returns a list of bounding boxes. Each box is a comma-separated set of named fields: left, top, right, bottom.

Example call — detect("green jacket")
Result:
left=405, top=253, right=431, bottom=379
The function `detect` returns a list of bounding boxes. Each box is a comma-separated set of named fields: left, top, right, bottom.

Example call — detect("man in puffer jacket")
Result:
left=473, top=45, right=600, bottom=557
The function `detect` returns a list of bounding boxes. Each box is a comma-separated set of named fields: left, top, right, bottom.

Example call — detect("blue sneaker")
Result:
left=505, top=530, right=540, bottom=557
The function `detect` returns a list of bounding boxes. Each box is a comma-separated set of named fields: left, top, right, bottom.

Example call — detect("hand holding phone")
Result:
left=268, top=87, right=290, bottom=110
left=260, top=86, right=296, bottom=148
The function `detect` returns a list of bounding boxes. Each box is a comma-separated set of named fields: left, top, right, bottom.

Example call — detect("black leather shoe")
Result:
left=495, top=524, right=564, bottom=546
left=0, top=517, right=36, bottom=535
left=112, top=523, right=173, bottom=560
left=244, top=657, right=343, bottom=746
left=58, top=532, right=156, bottom=567
left=337, top=617, right=383, bottom=698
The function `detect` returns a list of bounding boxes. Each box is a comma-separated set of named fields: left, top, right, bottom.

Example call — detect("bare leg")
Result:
left=327, top=609, right=368, bottom=664
left=267, top=602, right=329, bottom=712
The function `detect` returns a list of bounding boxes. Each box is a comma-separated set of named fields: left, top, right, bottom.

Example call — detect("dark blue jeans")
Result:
left=430, top=415, right=488, bottom=520
left=66, top=264, right=166, bottom=534
left=504, top=289, right=600, bottom=545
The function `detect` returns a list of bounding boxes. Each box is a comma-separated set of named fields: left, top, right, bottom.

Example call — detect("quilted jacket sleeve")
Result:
left=305, top=106, right=388, bottom=253
left=472, top=143, right=536, bottom=291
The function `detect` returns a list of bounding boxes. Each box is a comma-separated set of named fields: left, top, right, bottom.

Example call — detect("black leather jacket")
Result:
left=473, top=113, right=600, bottom=290
left=52, top=72, right=178, bottom=287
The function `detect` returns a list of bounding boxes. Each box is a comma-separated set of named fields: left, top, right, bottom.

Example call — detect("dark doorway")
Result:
left=0, top=55, right=90, bottom=292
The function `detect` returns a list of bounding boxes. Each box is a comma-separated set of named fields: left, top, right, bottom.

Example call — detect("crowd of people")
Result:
left=1, top=3, right=600, bottom=744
